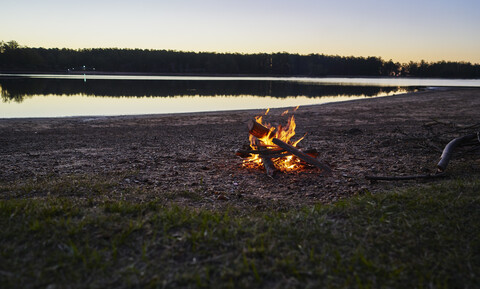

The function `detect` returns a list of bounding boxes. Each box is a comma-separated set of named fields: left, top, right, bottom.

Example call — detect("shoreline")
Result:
left=0, top=87, right=460, bottom=121
left=0, top=89, right=416, bottom=120
left=2, top=71, right=479, bottom=82
left=2, top=70, right=480, bottom=80
left=1, top=88, right=479, bottom=208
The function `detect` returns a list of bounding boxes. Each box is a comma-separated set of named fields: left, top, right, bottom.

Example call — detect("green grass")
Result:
left=0, top=176, right=479, bottom=288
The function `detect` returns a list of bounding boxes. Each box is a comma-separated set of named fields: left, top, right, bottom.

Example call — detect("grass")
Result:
left=0, top=175, right=479, bottom=288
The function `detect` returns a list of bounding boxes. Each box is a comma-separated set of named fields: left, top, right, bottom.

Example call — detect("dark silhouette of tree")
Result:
left=1, top=40, right=479, bottom=78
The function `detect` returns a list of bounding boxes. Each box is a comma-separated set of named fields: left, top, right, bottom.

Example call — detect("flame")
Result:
left=244, top=107, right=306, bottom=171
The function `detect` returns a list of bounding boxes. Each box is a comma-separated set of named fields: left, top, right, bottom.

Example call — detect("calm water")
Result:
left=1, top=74, right=479, bottom=118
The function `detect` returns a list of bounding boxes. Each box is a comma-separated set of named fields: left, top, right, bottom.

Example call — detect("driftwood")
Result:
left=366, top=131, right=479, bottom=181
left=437, top=133, right=478, bottom=172
left=271, top=138, right=332, bottom=174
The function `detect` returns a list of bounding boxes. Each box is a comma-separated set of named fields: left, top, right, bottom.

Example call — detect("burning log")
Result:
left=236, top=148, right=319, bottom=159
left=243, top=113, right=331, bottom=176
left=250, top=136, right=279, bottom=176
left=261, top=156, right=277, bottom=177
left=271, top=138, right=332, bottom=174
left=247, top=119, right=275, bottom=139
left=235, top=148, right=287, bottom=158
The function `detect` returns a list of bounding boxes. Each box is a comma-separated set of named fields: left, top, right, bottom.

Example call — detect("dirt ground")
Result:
left=1, top=88, right=479, bottom=209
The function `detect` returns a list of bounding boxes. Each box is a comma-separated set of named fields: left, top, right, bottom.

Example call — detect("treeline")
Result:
left=1, top=40, right=479, bottom=78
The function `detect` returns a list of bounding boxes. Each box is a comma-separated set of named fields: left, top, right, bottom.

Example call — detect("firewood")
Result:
left=247, top=119, right=275, bottom=139
left=303, top=148, right=319, bottom=158
left=271, top=138, right=332, bottom=175
left=245, top=118, right=326, bottom=175
left=235, top=148, right=286, bottom=158
left=248, top=136, right=279, bottom=177
left=261, top=156, right=277, bottom=177
left=237, top=148, right=318, bottom=160
left=259, top=152, right=292, bottom=159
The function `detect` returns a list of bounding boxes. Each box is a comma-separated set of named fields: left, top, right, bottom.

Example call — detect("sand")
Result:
left=1, top=88, right=479, bottom=209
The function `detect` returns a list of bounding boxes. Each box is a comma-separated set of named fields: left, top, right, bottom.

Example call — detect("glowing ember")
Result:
left=244, top=106, right=306, bottom=171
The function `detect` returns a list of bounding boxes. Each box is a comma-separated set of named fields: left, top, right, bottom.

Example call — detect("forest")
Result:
left=1, top=40, right=479, bottom=78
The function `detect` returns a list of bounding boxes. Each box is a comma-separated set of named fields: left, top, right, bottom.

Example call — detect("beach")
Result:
left=1, top=88, right=479, bottom=209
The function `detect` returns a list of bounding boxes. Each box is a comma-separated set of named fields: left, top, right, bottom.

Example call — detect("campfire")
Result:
left=237, top=107, right=331, bottom=176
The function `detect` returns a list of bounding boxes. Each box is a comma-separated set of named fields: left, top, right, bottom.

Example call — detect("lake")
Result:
left=1, top=74, right=479, bottom=118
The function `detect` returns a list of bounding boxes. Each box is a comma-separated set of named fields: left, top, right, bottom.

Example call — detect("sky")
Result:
left=2, top=0, right=480, bottom=63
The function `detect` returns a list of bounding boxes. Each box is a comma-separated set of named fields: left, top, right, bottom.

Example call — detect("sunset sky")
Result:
left=2, top=0, right=480, bottom=63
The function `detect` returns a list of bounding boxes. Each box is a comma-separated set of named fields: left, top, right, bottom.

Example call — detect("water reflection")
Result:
left=0, top=76, right=421, bottom=118
left=0, top=77, right=413, bottom=103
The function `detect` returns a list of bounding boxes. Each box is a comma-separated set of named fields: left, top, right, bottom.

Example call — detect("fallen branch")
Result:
left=366, top=131, right=479, bottom=181
left=365, top=173, right=446, bottom=181
left=437, top=132, right=478, bottom=172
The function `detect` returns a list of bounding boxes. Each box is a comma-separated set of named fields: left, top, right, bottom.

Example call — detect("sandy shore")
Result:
left=1, top=88, right=479, bottom=208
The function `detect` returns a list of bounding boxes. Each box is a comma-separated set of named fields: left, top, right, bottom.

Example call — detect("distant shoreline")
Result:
left=1, top=71, right=480, bottom=80
left=2, top=43, right=480, bottom=79
left=0, top=70, right=399, bottom=79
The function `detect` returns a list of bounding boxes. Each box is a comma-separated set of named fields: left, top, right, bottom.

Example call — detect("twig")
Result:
left=462, top=145, right=480, bottom=155
left=459, top=122, right=480, bottom=130
left=365, top=173, right=446, bottom=181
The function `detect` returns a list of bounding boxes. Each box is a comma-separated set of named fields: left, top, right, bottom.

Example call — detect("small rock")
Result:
left=346, top=128, right=363, bottom=135
left=217, top=194, right=229, bottom=201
